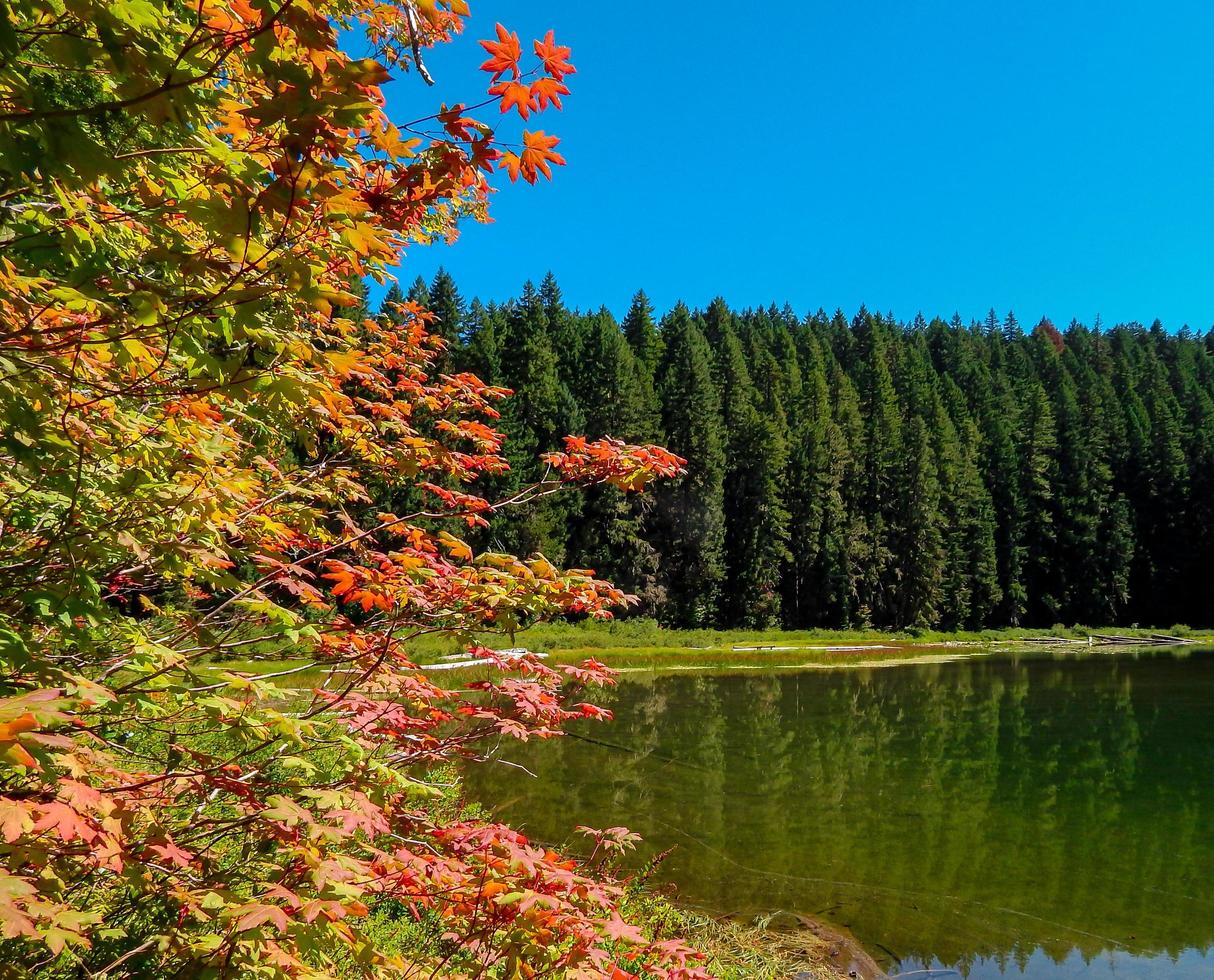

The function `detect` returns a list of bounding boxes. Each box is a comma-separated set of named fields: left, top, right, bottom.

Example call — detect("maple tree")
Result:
left=0, top=1, right=697, bottom=976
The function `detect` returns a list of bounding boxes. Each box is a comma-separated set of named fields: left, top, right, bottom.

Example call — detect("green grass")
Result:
left=391, top=618, right=1214, bottom=671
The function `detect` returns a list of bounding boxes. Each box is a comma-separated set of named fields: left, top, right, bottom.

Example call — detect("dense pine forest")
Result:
left=372, top=271, right=1214, bottom=631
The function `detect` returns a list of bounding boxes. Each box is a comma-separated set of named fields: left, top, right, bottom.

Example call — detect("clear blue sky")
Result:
left=381, top=0, right=1214, bottom=328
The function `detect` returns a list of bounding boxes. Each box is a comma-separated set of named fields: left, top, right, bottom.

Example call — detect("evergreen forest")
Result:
left=379, top=271, right=1214, bottom=630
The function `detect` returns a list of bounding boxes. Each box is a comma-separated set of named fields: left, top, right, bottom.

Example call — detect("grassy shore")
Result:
left=208, top=619, right=1214, bottom=682
left=396, top=618, right=1214, bottom=669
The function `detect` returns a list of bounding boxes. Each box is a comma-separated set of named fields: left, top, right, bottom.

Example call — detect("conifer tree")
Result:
left=852, top=307, right=903, bottom=625
left=1018, top=378, right=1060, bottom=622
left=939, top=380, right=1002, bottom=627
left=651, top=304, right=727, bottom=626
left=495, top=284, right=581, bottom=561
left=1003, top=310, right=1022, bottom=339
left=459, top=298, right=503, bottom=380
left=1135, top=362, right=1191, bottom=620
left=622, top=289, right=664, bottom=374
left=406, top=274, right=431, bottom=309
left=378, top=281, right=406, bottom=325
left=427, top=267, right=466, bottom=371
left=346, top=275, right=373, bottom=326
left=540, top=271, right=585, bottom=381
left=782, top=327, right=856, bottom=627
left=567, top=310, right=663, bottom=607
left=715, top=327, right=791, bottom=626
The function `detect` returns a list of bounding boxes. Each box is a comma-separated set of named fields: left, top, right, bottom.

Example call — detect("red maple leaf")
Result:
left=530, top=76, right=570, bottom=111
left=533, top=30, right=576, bottom=80
left=479, top=23, right=521, bottom=81
left=31, top=802, right=99, bottom=845
left=147, top=837, right=195, bottom=868
left=490, top=80, right=537, bottom=119
left=602, top=911, right=645, bottom=945
left=438, top=104, right=485, bottom=142
left=234, top=903, right=290, bottom=934
left=500, top=130, right=566, bottom=185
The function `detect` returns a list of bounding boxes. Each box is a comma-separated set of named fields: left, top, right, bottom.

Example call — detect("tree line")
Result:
left=373, top=271, right=1214, bottom=630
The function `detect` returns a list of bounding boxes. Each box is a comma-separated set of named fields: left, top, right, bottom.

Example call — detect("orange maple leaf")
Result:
left=500, top=131, right=566, bottom=185
left=0, top=713, right=38, bottom=742
left=438, top=104, right=485, bottom=142
left=479, top=23, right=521, bottom=81
left=148, top=837, right=195, bottom=868
left=490, top=80, right=536, bottom=119
left=0, top=713, right=39, bottom=770
left=31, top=802, right=99, bottom=844
left=530, top=77, right=570, bottom=112
left=533, top=30, right=576, bottom=80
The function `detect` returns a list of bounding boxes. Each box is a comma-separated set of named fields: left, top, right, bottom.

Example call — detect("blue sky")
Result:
left=379, top=1, right=1214, bottom=328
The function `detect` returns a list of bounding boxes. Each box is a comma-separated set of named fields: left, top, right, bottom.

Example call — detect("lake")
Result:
left=463, top=647, right=1214, bottom=978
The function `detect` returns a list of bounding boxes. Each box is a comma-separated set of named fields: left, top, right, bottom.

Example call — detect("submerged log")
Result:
left=792, top=914, right=888, bottom=980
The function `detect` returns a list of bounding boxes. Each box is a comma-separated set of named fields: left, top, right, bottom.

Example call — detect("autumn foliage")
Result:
left=0, top=1, right=696, bottom=976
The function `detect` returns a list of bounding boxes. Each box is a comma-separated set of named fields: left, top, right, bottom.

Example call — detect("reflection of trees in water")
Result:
left=463, top=654, right=1214, bottom=969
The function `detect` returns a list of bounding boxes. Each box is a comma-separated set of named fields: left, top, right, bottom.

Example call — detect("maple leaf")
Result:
left=0, top=871, right=36, bottom=905
left=601, top=912, right=645, bottom=945
left=490, top=80, right=537, bottom=120
left=0, top=871, right=42, bottom=943
left=147, top=838, right=195, bottom=868
left=31, top=802, right=98, bottom=844
left=563, top=659, right=618, bottom=686
left=261, top=795, right=315, bottom=827
left=0, top=802, right=32, bottom=843
left=479, top=23, right=522, bottom=81
left=234, top=903, right=290, bottom=934
left=500, top=131, right=566, bottom=185
left=0, top=712, right=38, bottom=741
left=530, top=77, right=570, bottom=112
left=496, top=718, right=532, bottom=741
left=42, top=909, right=99, bottom=955
left=0, top=741, right=37, bottom=769
left=469, top=135, right=502, bottom=174
left=534, top=30, right=576, bottom=79
left=0, top=710, right=41, bottom=769
left=438, top=104, right=487, bottom=143
left=0, top=902, right=38, bottom=942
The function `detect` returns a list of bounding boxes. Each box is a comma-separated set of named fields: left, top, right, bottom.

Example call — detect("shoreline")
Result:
left=593, top=639, right=1207, bottom=677
left=637, top=896, right=889, bottom=980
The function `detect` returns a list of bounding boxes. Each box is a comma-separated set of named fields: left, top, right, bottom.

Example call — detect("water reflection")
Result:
left=463, top=649, right=1214, bottom=978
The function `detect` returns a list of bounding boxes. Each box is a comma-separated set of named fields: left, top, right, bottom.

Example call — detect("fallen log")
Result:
left=1021, top=636, right=1086, bottom=645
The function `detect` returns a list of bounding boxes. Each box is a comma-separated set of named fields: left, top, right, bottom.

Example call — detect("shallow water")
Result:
left=463, top=647, right=1214, bottom=978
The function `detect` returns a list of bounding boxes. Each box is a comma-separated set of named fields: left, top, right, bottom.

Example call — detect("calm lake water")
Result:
left=463, top=648, right=1214, bottom=978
